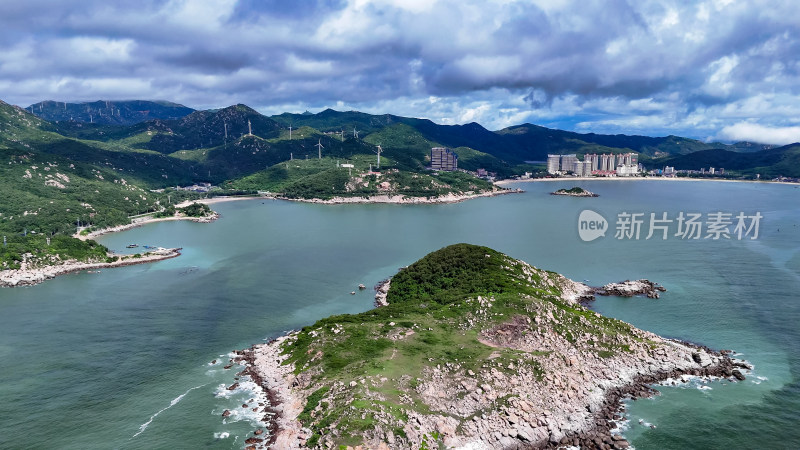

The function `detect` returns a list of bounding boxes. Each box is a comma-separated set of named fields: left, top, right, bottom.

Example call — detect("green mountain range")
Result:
left=2, top=97, right=798, bottom=269
left=654, top=146, right=800, bottom=178
left=27, top=100, right=194, bottom=126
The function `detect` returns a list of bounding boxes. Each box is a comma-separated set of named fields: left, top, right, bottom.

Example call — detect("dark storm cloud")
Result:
left=1, top=0, right=799, bottom=142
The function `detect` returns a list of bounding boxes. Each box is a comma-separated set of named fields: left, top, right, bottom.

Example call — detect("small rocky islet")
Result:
left=230, top=244, right=747, bottom=449
left=551, top=186, right=599, bottom=197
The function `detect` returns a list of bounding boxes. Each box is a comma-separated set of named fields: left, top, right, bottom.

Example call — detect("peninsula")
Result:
left=0, top=202, right=219, bottom=287
left=0, top=246, right=181, bottom=287
left=233, top=244, right=747, bottom=449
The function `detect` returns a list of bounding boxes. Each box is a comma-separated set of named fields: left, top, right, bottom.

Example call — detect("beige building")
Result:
left=431, top=147, right=458, bottom=171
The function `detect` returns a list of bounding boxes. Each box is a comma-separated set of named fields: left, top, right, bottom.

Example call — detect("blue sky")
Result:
left=2, top=0, right=799, bottom=144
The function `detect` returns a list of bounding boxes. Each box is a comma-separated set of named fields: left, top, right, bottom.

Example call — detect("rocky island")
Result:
left=233, top=244, right=747, bottom=449
left=551, top=187, right=599, bottom=197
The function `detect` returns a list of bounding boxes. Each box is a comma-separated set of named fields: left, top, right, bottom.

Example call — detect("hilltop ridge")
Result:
left=27, top=100, right=194, bottom=125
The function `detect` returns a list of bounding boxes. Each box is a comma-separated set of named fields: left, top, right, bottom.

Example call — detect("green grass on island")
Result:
left=0, top=234, right=108, bottom=270
left=225, top=156, right=496, bottom=200
left=154, top=202, right=214, bottom=219
left=276, top=244, right=644, bottom=447
left=560, top=187, right=588, bottom=194
left=552, top=186, right=598, bottom=197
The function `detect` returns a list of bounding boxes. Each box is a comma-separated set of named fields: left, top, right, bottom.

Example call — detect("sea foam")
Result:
left=132, top=384, right=208, bottom=438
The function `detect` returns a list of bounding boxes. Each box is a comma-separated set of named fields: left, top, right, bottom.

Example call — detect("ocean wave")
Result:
left=214, top=431, right=230, bottom=439
left=637, top=418, right=656, bottom=429
left=215, top=377, right=272, bottom=426
left=132, top=384, right=208, bottom=438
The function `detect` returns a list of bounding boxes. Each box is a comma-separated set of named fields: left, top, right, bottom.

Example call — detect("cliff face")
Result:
left=239, top=244, right=746, bottom=449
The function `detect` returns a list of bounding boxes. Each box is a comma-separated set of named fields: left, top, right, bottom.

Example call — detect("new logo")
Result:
left=578, top=210, right=608, bottom=242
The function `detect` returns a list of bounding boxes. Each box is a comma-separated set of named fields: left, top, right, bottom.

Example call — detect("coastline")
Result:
left=74, top=212, right=220, bottom=241
left=237, top=335, right=306, bottom=449
left=280, top=188, right=522, bottom=205
left=496, top=176, right=800, bottom=186
left=174, top=196, right=257, bottom=208
left=0, top=247, right=182, bottom=288
left=166, top=188, right=522, bottom=209
left=234, top=272, right=749, bottom=449
left=72, top=188, right=524, bottom=253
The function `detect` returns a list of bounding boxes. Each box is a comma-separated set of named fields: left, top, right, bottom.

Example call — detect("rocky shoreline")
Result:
left=0, top=247, right=182, bottom=287
left=231, top=268, right=750, bottom=449
left=235, top=330, right=747, bottom=450
left=550, top=187, right=598, bottom=197
left=234, top=335, right=307, bottom=449
left=578, top=279, right=667, bottom=305
left=545, top=344, right=749, bottom=449
left=373, top=278, right=391, bottom=307
left=277, top=188, right=523, bottom=205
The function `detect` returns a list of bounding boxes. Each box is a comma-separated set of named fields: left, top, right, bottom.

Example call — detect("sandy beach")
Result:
left=496, top=176, right=800, bottom=187
left=74, top=211, right=220, bottom=241
left=173, top=188, right=523, bottom=207
left=174, top=196, right=259, bottom=208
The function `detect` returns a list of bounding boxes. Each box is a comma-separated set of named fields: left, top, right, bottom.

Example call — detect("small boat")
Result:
left=126, top=244, right=138, bottom=248
left=358, top=284, right=366, bottom=290
left=350, top=291, right=356, bottom=295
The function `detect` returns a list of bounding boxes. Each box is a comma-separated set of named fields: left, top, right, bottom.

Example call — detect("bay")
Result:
left=0, top=179, right=798, bottom=449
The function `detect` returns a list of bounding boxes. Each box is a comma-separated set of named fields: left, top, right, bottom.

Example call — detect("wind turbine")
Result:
left=353, top=127, right=359, bottom=139
left=372, top=144, right=383, bottom=169
left=339, top=128, right=344, bottom=142
left=316, top=139, right=324, bottom=159
left=288, top=123, right=293, bottom=140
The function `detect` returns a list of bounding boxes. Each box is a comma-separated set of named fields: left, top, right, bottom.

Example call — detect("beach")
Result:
left=174, top=188, right=522, bottom=207
left=74, top=211, right=220, bottom=241
left=174, top=196, right=258, bottom=208
left=496, top=176, right=800, bottom=186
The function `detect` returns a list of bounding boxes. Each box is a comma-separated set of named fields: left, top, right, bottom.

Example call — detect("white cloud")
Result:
left=0, top=0, right=798, bottom=142
left=717, top=122, right=800, bottom=145
left=704, top=55, right=739, bottom=98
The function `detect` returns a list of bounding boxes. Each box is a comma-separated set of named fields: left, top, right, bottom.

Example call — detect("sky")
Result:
left=1, top=0, right=799, bottom=144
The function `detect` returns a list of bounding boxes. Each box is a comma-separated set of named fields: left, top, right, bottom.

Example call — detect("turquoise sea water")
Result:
left=0, top=180, right=798, bottom=449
